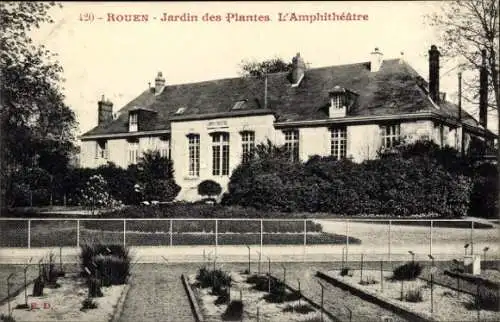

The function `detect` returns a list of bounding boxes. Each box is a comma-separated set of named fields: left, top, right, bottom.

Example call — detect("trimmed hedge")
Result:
left=222, top=141, right=476, bottom=218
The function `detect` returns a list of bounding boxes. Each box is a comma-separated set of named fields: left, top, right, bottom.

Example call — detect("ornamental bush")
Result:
left=223, top=141, right=474, bottom=217
left=198, top=180, right=222, bottom=198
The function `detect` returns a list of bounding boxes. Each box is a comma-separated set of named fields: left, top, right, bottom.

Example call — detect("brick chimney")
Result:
left=97, top=95, right=113, bottom=126
left=429, top=45, right=440, bottom=104
left=155, top=71, right=166, bottom=95
left=291, top=53, right=306, bottom=84
left=479, top=49, right=488, bottom=128
left=370, top=47, right=383, bottom=72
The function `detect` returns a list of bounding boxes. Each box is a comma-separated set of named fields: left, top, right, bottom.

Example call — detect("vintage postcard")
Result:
left=0, top=1, right=498, bottom=321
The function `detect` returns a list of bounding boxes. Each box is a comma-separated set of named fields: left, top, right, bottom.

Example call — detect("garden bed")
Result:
left=0, top=273, right=127, bottom=322
left=188, top=269, right=334, bottom=322
left=320, top=268, right=500, bottom=322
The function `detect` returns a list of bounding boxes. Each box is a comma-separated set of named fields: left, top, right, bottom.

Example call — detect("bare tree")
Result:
left=427, top=0, right=499, bottom=131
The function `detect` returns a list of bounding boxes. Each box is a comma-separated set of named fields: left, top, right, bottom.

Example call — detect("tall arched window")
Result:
left=212, top=132, right=230, bottom=176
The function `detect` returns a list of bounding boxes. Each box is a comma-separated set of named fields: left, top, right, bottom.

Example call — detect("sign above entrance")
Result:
left=207, top=120, right=228, bottom=129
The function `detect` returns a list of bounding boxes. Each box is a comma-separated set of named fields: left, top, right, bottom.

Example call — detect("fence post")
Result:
left=470, top=221, right=474, bottom=255
left=430, top=220, right=433, bottom=257
left=388, top=220, right=392, bottom=263
left=76, top=219, right=80, bottom=248
left=345, top=220, right=349, bottom=263
left=215, top=219, right=218, bottom=259
left=260, top=219, right=263, bottom=256
left=303, top=219, right=307, bottom=263
left=28, top=219, right=31, bottom=249
left=123, top=219, right=126, bottom=248
left=169, top=219, right=173, bottom=247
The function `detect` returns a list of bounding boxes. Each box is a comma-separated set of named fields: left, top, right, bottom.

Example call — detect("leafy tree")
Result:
left=136, top=151, right=180, bottom=202
left=0, top=2, right=77, bottom=206
left=426, top=0, right=499, bottom=185
left=427, top=0, right=499, bottom=116
left=79, top=175, right=122, bottom=215
left=239, top=57, right=292, bottom=78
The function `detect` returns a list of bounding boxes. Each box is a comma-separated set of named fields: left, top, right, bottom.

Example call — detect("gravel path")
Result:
left=118, top=264, right=195, bottom=322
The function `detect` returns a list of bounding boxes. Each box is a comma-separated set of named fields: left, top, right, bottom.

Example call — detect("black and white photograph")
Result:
left=0, top=1, right=499, bottom=321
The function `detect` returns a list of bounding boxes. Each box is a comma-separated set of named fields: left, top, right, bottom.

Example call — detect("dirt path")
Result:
left=118, top=264, right=195, bottom=322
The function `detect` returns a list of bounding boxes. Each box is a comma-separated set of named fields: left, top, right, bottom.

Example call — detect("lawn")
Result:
left=0, top=219, right=360, bottom=247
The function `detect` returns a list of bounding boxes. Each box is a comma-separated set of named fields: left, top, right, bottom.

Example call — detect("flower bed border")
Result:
left=181, top=273, right=203, bottom=322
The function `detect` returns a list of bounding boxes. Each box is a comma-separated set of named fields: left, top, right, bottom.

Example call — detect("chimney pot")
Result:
left=370, top=47, right=383, bottom=72
left=291, top=52, right=306, bottom=84
left=155, top=71, right=166, bottom=95
left=479, top=49, right=488, bottom=127
left=97, top=95, right=113, bottom=126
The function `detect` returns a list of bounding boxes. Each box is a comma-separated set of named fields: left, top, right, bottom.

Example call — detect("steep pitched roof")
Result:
left=81, top=58, right=492, bottom=138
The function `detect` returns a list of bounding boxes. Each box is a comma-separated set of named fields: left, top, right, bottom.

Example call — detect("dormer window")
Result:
left=329, top=89, right=347, bottom=118
left=129, top=112, right=138, bottom=132
left=328, top=86, right=358, bottom=118
left=232, top=100, right=247, bottom=110
left=175, top=107, right=186, bottom=115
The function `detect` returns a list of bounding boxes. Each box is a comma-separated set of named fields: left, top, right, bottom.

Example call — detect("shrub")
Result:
left=404, top=287, right=423, bottom=302
left=283, top=304, right=314, bottom=314
left=81, top=298, right=98, bottom=310
left=79, top=243, right=131, bottom=285
left=196, top=267, right=232, bottom=289
left=198, top=180, right=222, bottom=198
left=221, top=300, right=244, bottom=321
left=392, top=262, right=422, bottom=281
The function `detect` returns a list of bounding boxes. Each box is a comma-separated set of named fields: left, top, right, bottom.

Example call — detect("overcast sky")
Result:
left=29, top=1, right=497, bottom=136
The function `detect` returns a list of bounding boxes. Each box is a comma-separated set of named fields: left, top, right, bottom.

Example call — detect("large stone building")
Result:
left=79, top=45, right=495, bottom=201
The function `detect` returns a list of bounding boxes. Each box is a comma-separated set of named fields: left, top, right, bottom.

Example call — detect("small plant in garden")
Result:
left=221, top=300, right=244, bottom=321
left=283, top=303, right=314, bottom=314
left=32, top=276, right=44, bottom=296
left=87, top=277, right=103, bottom=298
left=80, top=298, right=98, bottom=311
left=263, top=279, right=300, bottom=303
left=404, top=287, right=424, bottom=302
left=340, top=267, right=351, bottom=277
left=42, top=252, right=60, bottom=287
left=214, top=288, right=230, bottom=305
left=0, top=314, right=16, bottom=322
left=392, top=262, right=422, bottom=281
left=246, top=274, right=269, bottom=292
left=359, top=275, right=378, bottom=285
left=471, top=286, right=499, bottom=311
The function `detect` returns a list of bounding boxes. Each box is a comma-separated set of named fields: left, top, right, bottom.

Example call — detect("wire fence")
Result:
left=0, top=218, right=498, bottom=263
